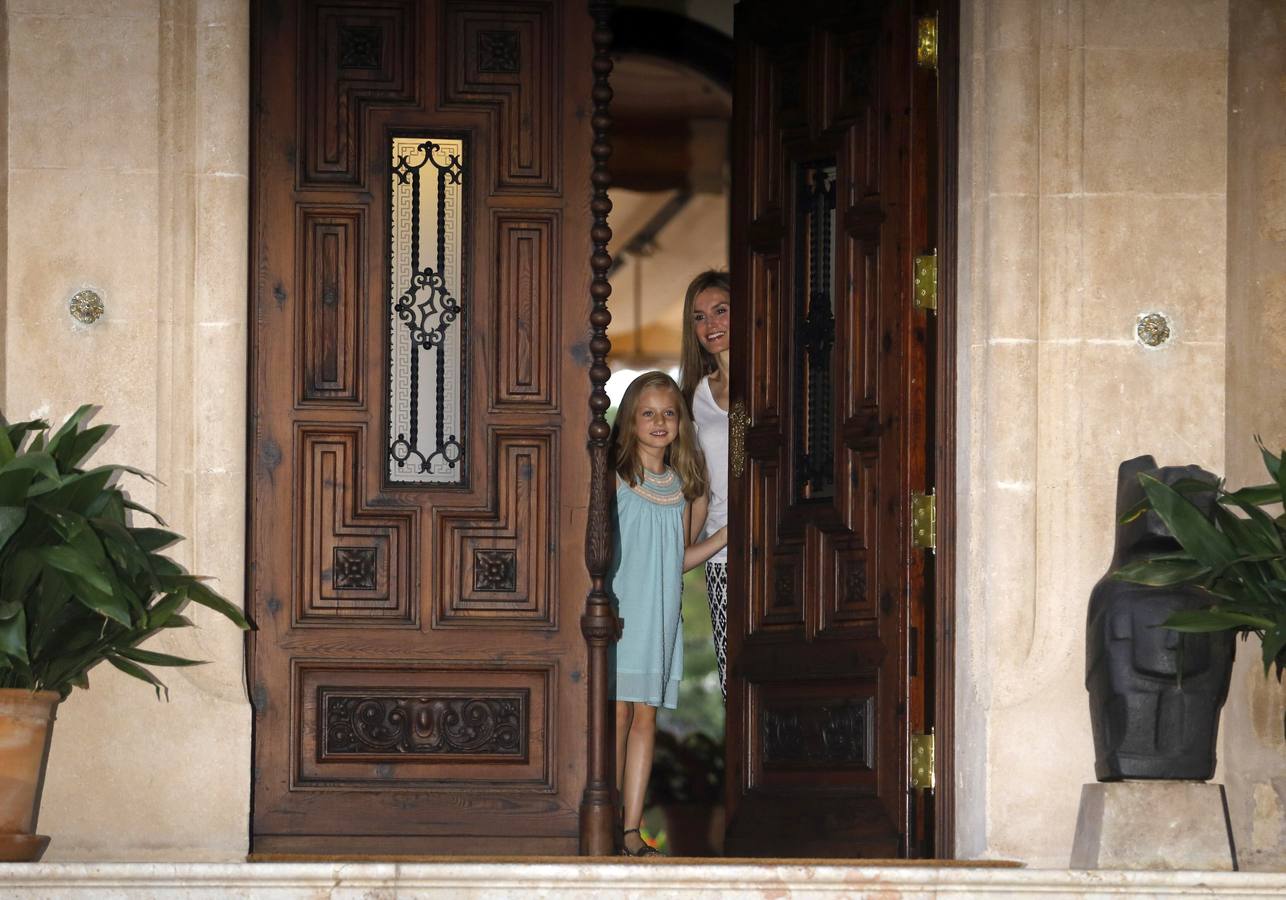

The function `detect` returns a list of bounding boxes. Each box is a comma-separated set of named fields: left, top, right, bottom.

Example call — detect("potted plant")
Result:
left=647, top=728, right=725, bottom=856
left=1114, top=440, right=1286, bottom=679
left=0, top=407, right=250, bottom=860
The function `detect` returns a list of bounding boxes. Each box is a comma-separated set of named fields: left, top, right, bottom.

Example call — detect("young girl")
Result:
left=610, top=371, right=727, bottom=856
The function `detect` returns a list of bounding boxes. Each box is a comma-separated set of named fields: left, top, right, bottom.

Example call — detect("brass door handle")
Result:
left=729, top=400, right=749, bottom=478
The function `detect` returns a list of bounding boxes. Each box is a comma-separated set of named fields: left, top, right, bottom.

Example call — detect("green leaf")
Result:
left=64, top=424, right=110, bottom=469
left=122, top=498, right=165, bottom=526
left=1258, top=438, right=1282, bottom=479
left=40, top=546, right=113, bottom=595
left=2, top=419, right=48, bottom=455
left=131, top=528, right=183, bottom=552
left=0, top=608, right=28, bottom=664
left=0, top=550, right=41, bottom=609
left=2, top=451, right=60, bottom=485
left=106, top=654, right=168, bottom=700
left=0, top=467, right=37, bottom=506
left=185, top=580, right=251, bottom=630
left=1223, top=483, right=1282, bottom=507
left=1260, top=628, right=1286, bottom=677
left=0, top=506, right=27, bottom=554
left=1118, top=476, right=1221, bottom=524
left=117, top=647, right=204, bottom=668
left=1139, top=474, right=1237, bottom=570
left=1163, top=608, right=1275, bottom=632
left=1113, top=557, right=1209, bottom=587
left=44, top=405, right=94, bottom=463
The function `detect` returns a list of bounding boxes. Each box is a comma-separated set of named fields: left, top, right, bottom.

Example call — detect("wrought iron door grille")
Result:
left=792, top=160, right=838, bottom=499
left=387, top=137, right=467, bottom=484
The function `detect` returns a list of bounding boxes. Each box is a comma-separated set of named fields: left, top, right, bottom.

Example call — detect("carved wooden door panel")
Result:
left=249, top=0, right=592, bottom=855
left=725, top=0, right=937, bottom=857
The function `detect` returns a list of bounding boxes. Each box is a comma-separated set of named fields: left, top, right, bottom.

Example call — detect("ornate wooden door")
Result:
left=249, top=0, right=593, bottom=855
left=725, top=0, right=940, bottom=857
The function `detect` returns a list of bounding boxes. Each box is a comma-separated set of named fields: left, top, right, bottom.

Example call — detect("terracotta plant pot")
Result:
left=0, top=689, right=59, bottom=861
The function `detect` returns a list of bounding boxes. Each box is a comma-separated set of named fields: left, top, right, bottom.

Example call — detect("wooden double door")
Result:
left=248, top=0, right=950, bottom=858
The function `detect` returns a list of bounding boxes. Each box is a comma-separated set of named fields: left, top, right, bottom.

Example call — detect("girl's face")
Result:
left=691, top=287, right=730, bottom=355
left=632, top=386, right=681, bottom=453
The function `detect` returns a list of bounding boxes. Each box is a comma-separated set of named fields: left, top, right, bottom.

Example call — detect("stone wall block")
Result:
left=987, top=697, right=1094, bottom=861
left=982, top=48, right=1040, bottom=195
left=983, top=195, right=1040, bottom=340
left=1084, top=0, right=1230, bottom=50
left=197, top=23, right=249, bottom=176
left=7, top=15, right=159, bottom=173
left=1079, top=195, right=1226, bottom=343
left=1083, top=49, right=1227, bottom=194
left=195, top=174, right=250, bottom=323
left=984, top=0, right=1039, bottom=52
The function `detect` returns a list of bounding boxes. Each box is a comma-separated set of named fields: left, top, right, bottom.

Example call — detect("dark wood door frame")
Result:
left=577, top=0, right=960, bottom=858
left=931, top=0, right=960, bottom=858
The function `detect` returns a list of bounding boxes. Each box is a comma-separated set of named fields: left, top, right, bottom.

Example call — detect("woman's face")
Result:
left=691, top=287, right=730, bottom=356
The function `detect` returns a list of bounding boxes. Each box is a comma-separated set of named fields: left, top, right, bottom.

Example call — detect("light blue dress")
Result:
left=611, top=467, right=685, bottom=709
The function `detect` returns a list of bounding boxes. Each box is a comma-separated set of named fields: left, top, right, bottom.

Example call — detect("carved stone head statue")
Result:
left=1086, top=455, right=1233, bottom=781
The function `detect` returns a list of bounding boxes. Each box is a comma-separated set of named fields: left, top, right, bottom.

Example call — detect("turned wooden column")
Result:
left=579, top=0, right=620, bottom=857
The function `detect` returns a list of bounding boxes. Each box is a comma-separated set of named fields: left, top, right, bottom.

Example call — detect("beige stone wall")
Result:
left=2, top=0, right=250, bottom=860
left=958, top=0, right=1229, bottom=866
left=1224, top=0, right=1286, bottom=871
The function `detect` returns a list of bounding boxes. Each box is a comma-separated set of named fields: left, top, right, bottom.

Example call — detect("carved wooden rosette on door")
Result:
left=725, top=0, right=933, bottom=858
left=250, top=0, right=593, bottom=855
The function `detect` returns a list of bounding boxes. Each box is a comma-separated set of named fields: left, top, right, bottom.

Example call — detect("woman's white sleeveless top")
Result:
left=692, top=375, right=729, bottom=564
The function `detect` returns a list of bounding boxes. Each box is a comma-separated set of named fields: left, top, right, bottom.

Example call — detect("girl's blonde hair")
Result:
left=677, top=269, right=731, bottom=405
left=611, top=371, right=707, bottom=502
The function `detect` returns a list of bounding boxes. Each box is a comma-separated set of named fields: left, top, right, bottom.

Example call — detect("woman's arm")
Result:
left=687, top=492, right=710, bottom=545
left=683, top=525, right=727, bottom=572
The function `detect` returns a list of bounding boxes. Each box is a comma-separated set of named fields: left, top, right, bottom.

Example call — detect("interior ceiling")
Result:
left=607, top=52, right=732, bottom=370
left=611, top=55, right=731, bottom=120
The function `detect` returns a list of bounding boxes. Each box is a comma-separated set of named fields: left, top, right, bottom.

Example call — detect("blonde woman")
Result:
left=678, top=270, right=731, bottom=700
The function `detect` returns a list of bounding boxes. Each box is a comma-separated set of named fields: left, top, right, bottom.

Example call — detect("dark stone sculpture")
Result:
left=1086, top=456, right=1235, bottom=781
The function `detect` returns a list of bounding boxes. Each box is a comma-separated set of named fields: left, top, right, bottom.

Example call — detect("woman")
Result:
left=678, top=269, right=731, bottom=700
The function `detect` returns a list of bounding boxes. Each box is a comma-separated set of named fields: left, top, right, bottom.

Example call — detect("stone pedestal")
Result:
left=1071, top=782, right=1237, bottom=870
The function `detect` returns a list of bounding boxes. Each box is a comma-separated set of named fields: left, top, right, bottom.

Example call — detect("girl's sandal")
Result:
left=621, top=828, right=661, bottom=857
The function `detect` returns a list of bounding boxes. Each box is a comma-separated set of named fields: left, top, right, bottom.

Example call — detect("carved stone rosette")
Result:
left=579, top=0, right=620, bottom=858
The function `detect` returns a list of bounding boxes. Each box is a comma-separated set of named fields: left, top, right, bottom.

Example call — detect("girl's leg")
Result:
left=615, top=700, right=634, bottom=795
left=621, top=701, right=657, bottom=853
left=705, top=561, right=729, bottom=700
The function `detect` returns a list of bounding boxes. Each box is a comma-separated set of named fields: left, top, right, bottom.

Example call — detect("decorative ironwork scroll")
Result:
left=322, top=691, right=525, bottom=757
left=388, top=137, right=467, bottom=484
left=793, top=160, right=838, bottom=499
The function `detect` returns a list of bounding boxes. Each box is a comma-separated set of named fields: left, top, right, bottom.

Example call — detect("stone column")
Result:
left=1224, top=0, right=1286, bottom=871
left=2, top=0, right=250, bottom=860
left=958, top=0, right=1228, bottom=865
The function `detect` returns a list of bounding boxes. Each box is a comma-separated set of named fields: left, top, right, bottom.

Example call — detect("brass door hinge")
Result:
left=913, top=251, right=937, bottom=313
left=916, top=15, right=939, bottom=70
left=911, top=731, right=936, bottom=791
left=911, top=489, right=936, bottom=552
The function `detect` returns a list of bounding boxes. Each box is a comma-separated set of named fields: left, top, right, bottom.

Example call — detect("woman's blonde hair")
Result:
left=611, top=371, right=707, bottom=502
left=677, top=270, right=731, bottom=405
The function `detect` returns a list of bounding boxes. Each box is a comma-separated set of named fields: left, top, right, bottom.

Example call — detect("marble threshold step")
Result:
left=2, top=861, right=1285, bottom=898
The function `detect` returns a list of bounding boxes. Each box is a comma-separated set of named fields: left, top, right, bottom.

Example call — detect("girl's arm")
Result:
left=683, top=525, right=727, bottom=572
